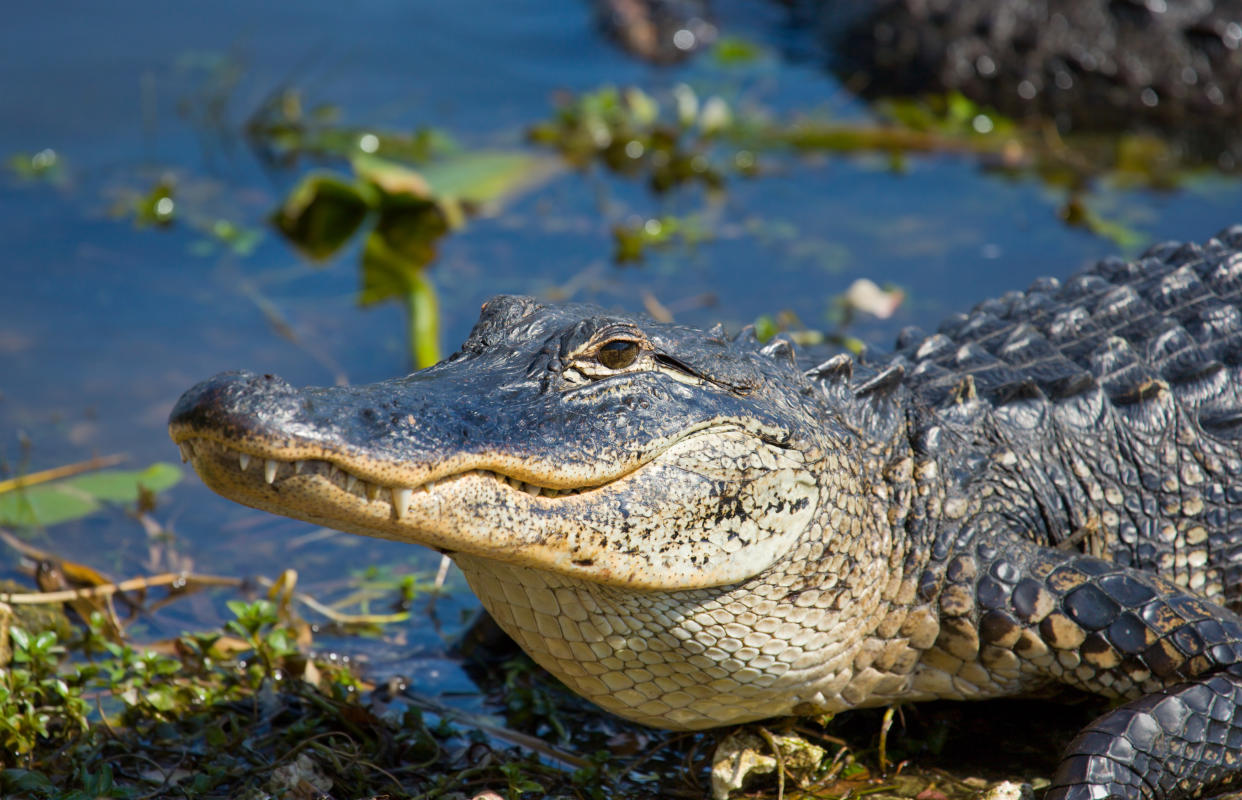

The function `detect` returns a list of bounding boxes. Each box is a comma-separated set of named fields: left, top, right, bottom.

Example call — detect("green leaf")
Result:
left=357, top=231, right=442, bottom=366
left=67, top=463, right=182, bottom=502
left=0, top=486, right=99, bottom=528
left=403, top=151, right=558, bottom=207
left=270, top=172, right=373, bottom=261
left=351, top=154, right=434, bottom=200
left=753, top=315, right=778, bottom=343
left=145, top=686, right=177, bottom=712
left=359, top=221, right=440, bottom=306
left=0, top=464, right=182, bottom=528
left=712, top=36, right=763, bottom=66
left=371, top=200, right=450, bottom=269
left=2, top=769, right=54, bottom=791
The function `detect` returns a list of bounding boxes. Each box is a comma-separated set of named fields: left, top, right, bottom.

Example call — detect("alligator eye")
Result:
left=597, top=339, right=640, bottom=370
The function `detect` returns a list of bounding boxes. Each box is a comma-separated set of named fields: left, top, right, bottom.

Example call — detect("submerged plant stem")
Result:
left=407, top=272, right=441, bottom=369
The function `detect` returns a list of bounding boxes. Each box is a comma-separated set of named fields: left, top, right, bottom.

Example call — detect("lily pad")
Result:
left=0, top=463, right=182, bottom=528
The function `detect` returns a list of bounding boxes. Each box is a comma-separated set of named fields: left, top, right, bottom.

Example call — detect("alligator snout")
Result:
left=169, top=370, right=304, bottom=438
left=168, top=364, right=518, bottom=470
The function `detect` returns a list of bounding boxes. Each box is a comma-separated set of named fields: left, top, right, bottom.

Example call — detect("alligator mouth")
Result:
left=175, top=436, right=603, bottom=520
left=172, top=418, right=812, bottom=590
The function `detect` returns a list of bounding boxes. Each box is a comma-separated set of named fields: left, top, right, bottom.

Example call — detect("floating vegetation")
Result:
left=529, top=83, right=1227, bottom=251
left=753, top=278, right=906, bottom=358
left=613, top=214, right=711, bottom=263
left=5, top=149, right=66, bottom=185
left=103, top=171, right=267, bottom=257
left=1059, top=195, right=1148, bottom=252
left=271, top=150, right=558, bottom=368
left=529, top=85, right=735, bottom=194
left=527, top=84, right=1010, bottom=190
left=122, top=177, right=178, bottom=228
left=709, top=35, right=766, bottom=67
left=246, top=87, right=459, bottom=168
left=188, top=217, right=265, bottom=257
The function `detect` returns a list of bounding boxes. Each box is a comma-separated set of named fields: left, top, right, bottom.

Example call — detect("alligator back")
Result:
left=890, top=226, right=1242, bottom=607
left=826, top=0, right=1242, bottom=139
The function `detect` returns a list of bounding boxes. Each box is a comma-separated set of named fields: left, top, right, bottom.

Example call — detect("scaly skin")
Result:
left=826, top=0, right=1242, bottom=135
left=598, top=0, right=1242, bottom=144
left=171, top=225, right=1242, bottom=800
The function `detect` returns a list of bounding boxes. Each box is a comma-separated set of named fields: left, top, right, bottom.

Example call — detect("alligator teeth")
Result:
left=188, top=440, right=585, bottom=503
left=476, top=470, right=580, bottom=497
left=392, top=487, right=412, bottom=518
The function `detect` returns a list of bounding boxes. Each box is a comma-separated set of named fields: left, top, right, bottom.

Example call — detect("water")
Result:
left=2, top=0, right=1240, bottom=677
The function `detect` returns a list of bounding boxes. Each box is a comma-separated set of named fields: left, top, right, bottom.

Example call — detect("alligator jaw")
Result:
left=170, top=432, right=622, bottom=554
left=171, top=419, right=817, bottom=591
left=174, top=435, right=598, bottom=516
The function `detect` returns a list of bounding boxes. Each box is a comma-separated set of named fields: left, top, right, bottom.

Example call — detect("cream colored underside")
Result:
left=455, top=551, right=998, bottom=729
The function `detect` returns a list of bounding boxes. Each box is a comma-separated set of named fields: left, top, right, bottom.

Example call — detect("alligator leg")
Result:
left=932, top=533, right=1242, bottom=800
left=1049, top=671, right=1242, bottom=800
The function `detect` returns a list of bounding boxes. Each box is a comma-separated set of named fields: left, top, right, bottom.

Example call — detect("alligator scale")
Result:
left=172, top=226, right=1242, bottom=800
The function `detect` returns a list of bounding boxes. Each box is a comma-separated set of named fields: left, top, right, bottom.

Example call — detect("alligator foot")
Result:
left=932, top=531, right=1242, bottom=800
left=1049, top=670, right=1242, bottom=800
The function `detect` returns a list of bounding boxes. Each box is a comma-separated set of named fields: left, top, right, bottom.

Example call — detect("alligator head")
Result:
left=170, top=295, right=908, bottom=728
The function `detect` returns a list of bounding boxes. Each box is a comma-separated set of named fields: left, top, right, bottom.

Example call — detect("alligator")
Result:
left=596, top=0, right=1242, bottom=158
left=822, top=0, right=1242, bottom=140
left=172, top=225, right=1242, bottom=800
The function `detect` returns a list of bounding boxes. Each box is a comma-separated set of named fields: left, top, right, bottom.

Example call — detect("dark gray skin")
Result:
left=599, top=0, right=1242, bottom=157
left=824, top=0, right=1242, bottom=135
left=172, top=225, right=1242, bottom=800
